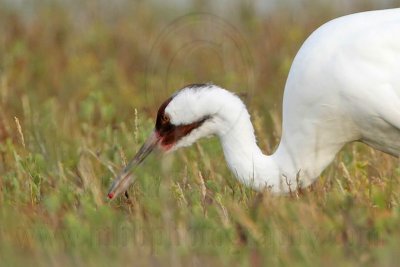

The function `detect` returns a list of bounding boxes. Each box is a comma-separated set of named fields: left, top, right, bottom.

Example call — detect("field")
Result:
left=1, top=1, right=400, bottom=266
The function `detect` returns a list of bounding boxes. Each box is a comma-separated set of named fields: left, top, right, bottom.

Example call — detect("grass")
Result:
left=1, top=1, right=400, bottom=266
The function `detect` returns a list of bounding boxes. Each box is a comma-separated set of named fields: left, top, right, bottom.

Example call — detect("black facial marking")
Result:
left=155, top=97, right=174, bottom=136
left=186, top=83, right=213, bottom=89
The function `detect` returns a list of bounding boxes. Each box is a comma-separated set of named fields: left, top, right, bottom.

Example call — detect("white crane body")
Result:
left=274, top=8, right=400, bottom=191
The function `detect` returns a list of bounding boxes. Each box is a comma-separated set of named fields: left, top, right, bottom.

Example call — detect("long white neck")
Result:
left=210, top=90, right=340, bottom=193
left=216, top=104, right=285, bottom=192
left=218, top=114, right=280, bottom=190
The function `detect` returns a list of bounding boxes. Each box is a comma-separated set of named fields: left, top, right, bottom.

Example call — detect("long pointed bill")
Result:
left=107, top=131, right=159, bottom=200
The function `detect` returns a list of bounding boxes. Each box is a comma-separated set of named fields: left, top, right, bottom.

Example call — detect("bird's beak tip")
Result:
left=106, top=131, right=160, bottom=200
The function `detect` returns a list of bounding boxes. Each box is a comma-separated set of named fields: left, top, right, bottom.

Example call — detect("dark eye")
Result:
left=161, top=113, right=170, bottom=124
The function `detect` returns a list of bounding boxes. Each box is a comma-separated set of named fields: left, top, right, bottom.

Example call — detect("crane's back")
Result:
left=275, top=8, right=400, bottom=185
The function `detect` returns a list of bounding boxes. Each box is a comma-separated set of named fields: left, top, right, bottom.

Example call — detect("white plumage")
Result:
left=108, top=8, right=400, bottom=198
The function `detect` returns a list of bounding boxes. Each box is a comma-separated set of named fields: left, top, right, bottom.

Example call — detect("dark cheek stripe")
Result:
left=155, top=97, right=173, bottom=131
left=161, top=121, right=204, bottom=146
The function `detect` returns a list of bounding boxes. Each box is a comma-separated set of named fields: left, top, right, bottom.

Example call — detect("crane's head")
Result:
left=108, top=83, right=234, bottom=199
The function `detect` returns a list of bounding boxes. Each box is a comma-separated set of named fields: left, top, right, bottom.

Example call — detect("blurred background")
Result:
left=1, top=1, right=400, bottom=266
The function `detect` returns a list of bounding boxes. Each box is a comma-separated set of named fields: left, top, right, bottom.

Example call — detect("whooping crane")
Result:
left=108, top=8, right=400, bottom=199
